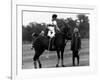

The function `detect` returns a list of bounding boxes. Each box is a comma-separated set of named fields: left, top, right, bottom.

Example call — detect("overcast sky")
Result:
left=23, top=11, right=89, bottom=26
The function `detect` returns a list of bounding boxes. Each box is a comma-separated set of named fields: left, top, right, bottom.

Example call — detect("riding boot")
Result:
left=51, top=37, right=55, bottom=49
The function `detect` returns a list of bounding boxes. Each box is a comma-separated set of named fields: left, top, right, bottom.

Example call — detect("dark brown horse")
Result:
left=32, top=19, right=71, bottom=68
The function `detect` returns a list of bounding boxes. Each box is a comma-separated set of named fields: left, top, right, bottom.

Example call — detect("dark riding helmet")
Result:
left=52, top=14, right=57, bottom=18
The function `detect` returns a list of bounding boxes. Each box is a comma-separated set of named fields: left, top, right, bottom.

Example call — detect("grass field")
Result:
left=22, top=39, right=89, bottom=69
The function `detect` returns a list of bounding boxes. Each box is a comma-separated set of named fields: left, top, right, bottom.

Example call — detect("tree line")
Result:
left=22, top=14, right=89, bottom=43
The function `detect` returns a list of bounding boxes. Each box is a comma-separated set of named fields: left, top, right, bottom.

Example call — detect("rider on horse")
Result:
left=51, top=14, right=60, bottom=32
left=31, top=14, right=65, bottom=50
left=47, top=14, right=61, bottom=49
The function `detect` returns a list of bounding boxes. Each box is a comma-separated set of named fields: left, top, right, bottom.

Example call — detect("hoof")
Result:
left=73, top=64, right=75, bottom=66
left=34, top=67, right=37, bottom=69
left=56, top=64, right=59, bottom=67
left=77, top=64, right=79, bottom=66
left=62, top=65, right=65, bottom=67
left=39, top=64, right=42, bottom=68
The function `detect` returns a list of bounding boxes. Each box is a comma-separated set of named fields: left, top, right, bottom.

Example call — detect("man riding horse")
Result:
left=47, top=14, right=61, bottom=49
left=32, top=14, right=61, bottom=50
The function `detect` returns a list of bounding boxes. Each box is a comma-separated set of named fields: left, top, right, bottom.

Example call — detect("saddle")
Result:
left=48, top=37, right=56, bottom=51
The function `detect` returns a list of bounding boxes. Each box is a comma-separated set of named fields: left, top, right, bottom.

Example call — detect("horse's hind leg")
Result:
left=33, top=51, right=39, bottom=69
left=33, top=56, right=37, bottom=69
left=37, top=49, right=45, bottom=68
left=33, top=49, right=44, bottom=68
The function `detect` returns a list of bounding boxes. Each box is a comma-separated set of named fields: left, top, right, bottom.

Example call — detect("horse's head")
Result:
left=62, top=24, right=72, bottom=40
left=56, top=19, right=72, bottom=40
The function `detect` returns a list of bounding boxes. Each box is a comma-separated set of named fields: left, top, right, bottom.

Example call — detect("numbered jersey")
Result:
left=47, top=26, right=55, bottom=38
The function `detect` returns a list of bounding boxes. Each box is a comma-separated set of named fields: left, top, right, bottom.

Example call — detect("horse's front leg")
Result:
left=56, top=49, right=60, bottom=67
left=37, top=59, right=42, bottom=68
left=34, top=60, right=37, bottom=68
left=61, top=48, right=65, bottom=67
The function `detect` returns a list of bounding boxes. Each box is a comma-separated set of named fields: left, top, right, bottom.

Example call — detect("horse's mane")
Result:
left=56, top=19, right=68, bottom=32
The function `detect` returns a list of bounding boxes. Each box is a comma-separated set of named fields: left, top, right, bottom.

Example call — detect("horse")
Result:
left=32, top=19, right=71, bottom=68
